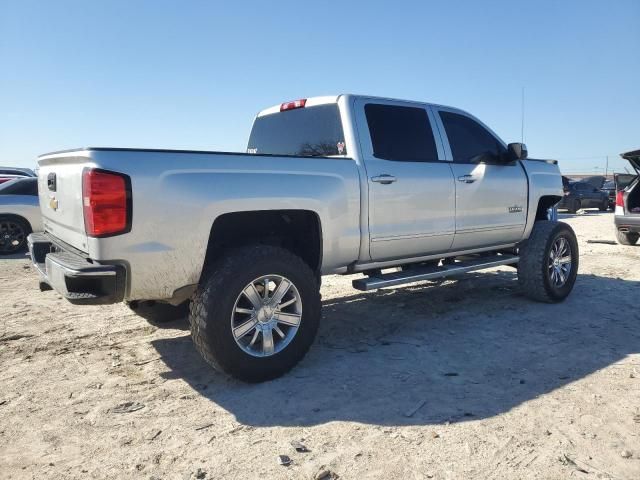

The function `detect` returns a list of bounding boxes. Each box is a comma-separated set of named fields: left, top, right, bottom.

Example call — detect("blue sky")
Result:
left=1, top=0, right=638, bottom=174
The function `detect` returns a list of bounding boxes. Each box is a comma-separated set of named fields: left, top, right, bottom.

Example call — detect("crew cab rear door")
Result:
left=433, top=107, right=528, bottom=250
left=354, top=98, right=455, bottom=261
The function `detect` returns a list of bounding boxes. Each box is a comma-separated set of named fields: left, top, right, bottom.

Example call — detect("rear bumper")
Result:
left=615, top=215, right=640, bottom=234
left=27, top=232, right=125, bottom=305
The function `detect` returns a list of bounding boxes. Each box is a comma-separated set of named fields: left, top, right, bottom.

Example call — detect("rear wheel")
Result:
left=615, top=229, right=639, bottom=246
left=599, top=199, right=608, bottom=211
left=518, top=221, right=579, bottom=303
left=568, top=199, right=580, bottom=214
left=190, top=245, right=321, bottom=382
left=0, top=216, right=31, bottom=255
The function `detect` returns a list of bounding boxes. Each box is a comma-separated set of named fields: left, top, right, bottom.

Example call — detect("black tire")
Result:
left=568, top=199, right=580, bottom=214
left=0, top=215, right=31, bottom=255
left=599, top=199, right=608, bottom=212
left=127, top=300, right=189, bottom=323
left=518, top=221, right=579, bottom=303
left=615, top=229, right=639, bottom=246
left=190, top=245, right=321, bottom=382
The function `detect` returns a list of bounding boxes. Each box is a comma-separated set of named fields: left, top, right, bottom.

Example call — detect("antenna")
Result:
left=521, top=87, right=525, bottom=143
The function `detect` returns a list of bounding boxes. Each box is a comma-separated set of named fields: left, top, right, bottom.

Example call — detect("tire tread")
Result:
left=518, top=221, right=578, bottom=303
left=189, top=245, right=320, bottom=382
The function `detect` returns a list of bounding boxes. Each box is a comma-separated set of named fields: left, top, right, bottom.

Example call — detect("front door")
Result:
left=434, top=107, right=528, bottom=250
left=355, top=99, right=456, bottom=261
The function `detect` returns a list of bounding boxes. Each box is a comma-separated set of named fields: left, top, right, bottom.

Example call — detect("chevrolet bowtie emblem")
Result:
left=49, top=197, right=59, bottom=211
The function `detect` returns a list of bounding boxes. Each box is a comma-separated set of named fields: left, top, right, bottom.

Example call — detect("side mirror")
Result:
left=507, top=142, right=528, bottom=160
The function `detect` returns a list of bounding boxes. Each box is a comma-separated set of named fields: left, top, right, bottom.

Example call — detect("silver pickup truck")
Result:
left=28, top=94, right=578, bottom=381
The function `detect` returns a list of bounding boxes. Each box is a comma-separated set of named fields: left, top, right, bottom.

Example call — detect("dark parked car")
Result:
left=602, top=180, right=616, bottom=209
left=557, top=180, right=609, bottom=213
left=614, top=150, right=640, bottom=245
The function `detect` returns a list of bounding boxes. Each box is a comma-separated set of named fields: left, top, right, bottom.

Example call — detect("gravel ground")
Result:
left=1, top=211, right=639, bottom=479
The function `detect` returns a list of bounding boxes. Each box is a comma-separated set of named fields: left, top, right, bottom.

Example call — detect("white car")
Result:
left=0, top=177, right=42, bottom=254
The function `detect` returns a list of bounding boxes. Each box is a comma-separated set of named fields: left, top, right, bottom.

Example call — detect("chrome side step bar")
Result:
left=352, top=254, right=519, bottom=291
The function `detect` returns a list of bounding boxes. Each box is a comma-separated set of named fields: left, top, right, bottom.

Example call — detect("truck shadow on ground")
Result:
left=152, top=271, right=639, bottom=427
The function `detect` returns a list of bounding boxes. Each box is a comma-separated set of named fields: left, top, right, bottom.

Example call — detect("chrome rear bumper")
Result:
left=27, top=232, right=125, bottom=305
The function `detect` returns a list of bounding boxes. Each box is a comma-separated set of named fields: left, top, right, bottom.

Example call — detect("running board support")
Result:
left=352, top=254, right=519, bottom=291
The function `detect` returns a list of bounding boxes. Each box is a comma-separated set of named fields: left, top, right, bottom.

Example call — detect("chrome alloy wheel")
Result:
left=548, top=236, right=572, bottom=287
left=231, top=275, right=302, bottom=357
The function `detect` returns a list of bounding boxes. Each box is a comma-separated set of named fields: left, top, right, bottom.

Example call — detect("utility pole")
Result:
left=521, top=87, right=525, bottom=143
left=605, top=155, right=609, bottom=179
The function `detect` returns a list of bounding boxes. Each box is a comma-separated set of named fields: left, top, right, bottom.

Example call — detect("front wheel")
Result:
left=518, top=221, right=579, bottom=303
left=599, top=199, right=608, bottom=212
left=189, top=245, right=321, bottom=382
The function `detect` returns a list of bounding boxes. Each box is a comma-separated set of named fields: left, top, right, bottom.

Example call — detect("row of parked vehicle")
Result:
left=0, top=168, right=41, bottom=254
left=558, top=171, right=638, bottom=212
left=553, top=155, right=640, bottom=245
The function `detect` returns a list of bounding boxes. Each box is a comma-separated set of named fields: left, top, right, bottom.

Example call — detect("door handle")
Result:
left=371, top=174, right=397, bottom=185
left=457, top=175, right=476, bottom=184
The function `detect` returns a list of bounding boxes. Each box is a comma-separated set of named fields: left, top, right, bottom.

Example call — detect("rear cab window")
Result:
left=247, top=103, right=347, bottom=157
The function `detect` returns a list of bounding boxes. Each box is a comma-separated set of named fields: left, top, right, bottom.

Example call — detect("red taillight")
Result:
left=82, top=169, right=130, bottom=237
left=280, top=99, right=307, bottom=111
left=0, top=178, right=10, bottom=184
left=616, top=190, right=625, bottom=207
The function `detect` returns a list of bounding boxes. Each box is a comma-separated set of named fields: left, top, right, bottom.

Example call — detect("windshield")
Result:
left=247, top=104, right=347, bottom=157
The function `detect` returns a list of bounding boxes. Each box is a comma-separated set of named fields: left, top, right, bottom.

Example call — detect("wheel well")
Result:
left=535, top=196, right=562, bottom=221
left=202, top=210, right=322, bottom=276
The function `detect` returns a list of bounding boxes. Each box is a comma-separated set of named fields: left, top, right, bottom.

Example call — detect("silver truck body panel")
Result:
left=520, top=159, right=565, bottom=239
left=37, top=154, right=90, bottom=251
left=38, top=149, right=361, bottom=300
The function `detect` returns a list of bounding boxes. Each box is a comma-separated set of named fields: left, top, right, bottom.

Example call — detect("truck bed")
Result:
left=37, top=147, right=362, bottom=300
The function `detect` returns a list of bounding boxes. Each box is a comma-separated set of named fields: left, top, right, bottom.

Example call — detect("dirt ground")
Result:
left=1, top=211, right=639, bottom=480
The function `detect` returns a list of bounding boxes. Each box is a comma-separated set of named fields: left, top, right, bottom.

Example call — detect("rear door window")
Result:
left=247, top=104, right=346, bottom=157
left=364, top=104, right=439, bottom=162
left=439, top=111, right=506, bottom=164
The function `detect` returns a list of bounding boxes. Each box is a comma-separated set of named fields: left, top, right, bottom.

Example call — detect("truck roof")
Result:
left=256, top=94, right=458, bottom=118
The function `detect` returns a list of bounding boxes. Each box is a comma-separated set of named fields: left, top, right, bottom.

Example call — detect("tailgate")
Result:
left=37, top=150, right=92, bottom=252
